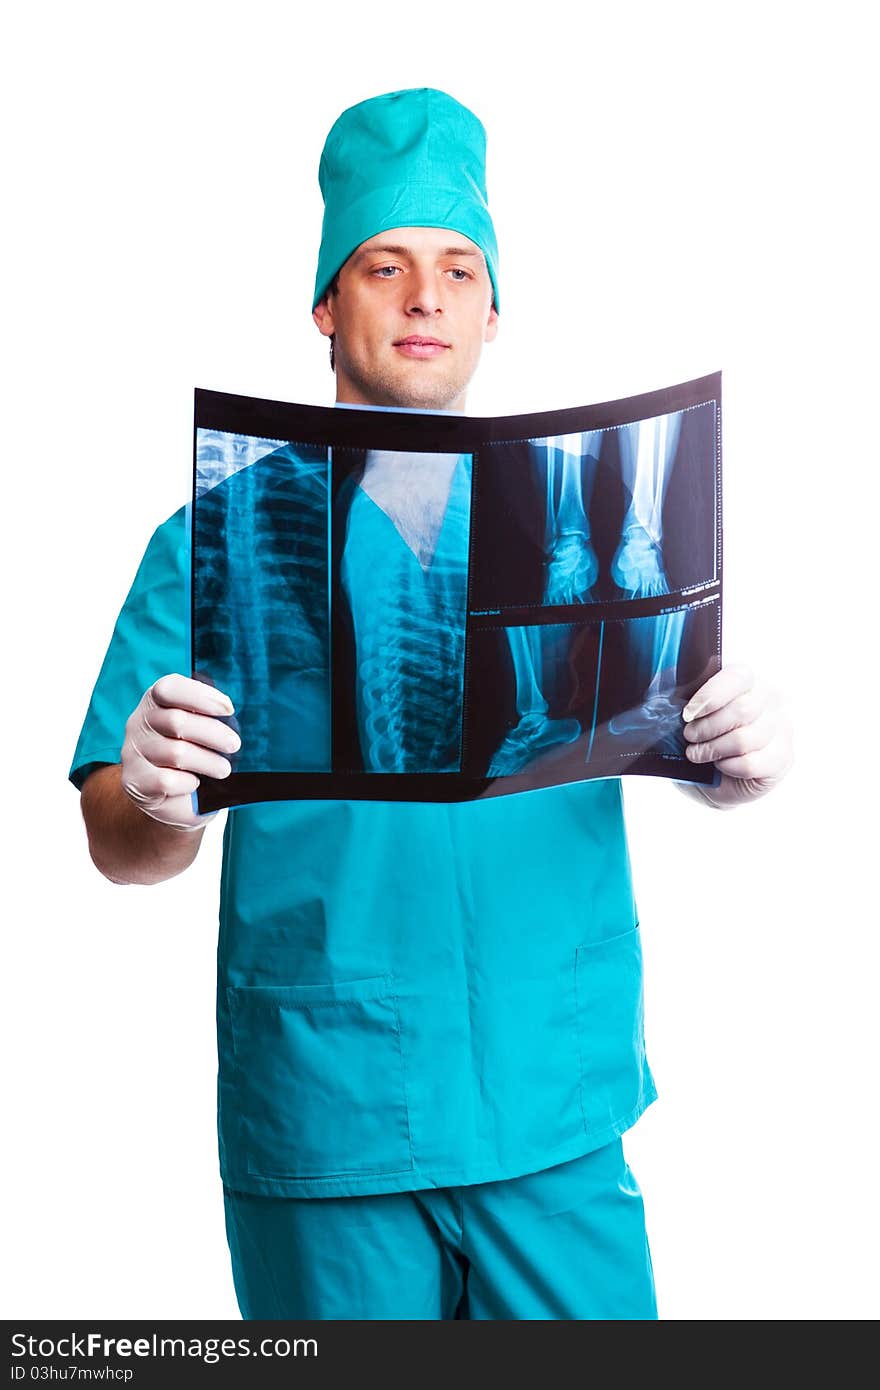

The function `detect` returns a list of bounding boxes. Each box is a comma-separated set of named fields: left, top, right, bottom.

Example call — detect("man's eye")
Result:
left=448, top=268, right=470, bottom=280
left=373, top=266, right=400, bottom=277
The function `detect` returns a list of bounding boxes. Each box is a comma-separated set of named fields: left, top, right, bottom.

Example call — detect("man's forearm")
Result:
left=79, top=763, right=207, bottom=885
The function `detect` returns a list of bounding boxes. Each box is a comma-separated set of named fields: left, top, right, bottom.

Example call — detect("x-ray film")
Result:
left=190, top=372, right=722, bottom=811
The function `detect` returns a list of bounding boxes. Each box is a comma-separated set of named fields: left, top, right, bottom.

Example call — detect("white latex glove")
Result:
left=121, top=673, right=241, bottom=830
left=680, top=661, right=794, bottom=809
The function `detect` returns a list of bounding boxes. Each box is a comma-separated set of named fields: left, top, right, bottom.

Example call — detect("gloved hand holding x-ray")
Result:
left=189, top=371, right=722, bottom=813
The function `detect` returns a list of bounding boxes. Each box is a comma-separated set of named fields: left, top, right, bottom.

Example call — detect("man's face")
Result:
left=312, top=226, right=499, bottom=411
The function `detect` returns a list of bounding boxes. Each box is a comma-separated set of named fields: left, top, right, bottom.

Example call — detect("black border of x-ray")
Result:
left=192, top=372, right=723, bottom=812
left=194, top=371, right=720, bottom=452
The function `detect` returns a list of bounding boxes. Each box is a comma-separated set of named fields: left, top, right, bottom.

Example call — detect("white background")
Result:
left=5, top=0, right=877, bottom=1321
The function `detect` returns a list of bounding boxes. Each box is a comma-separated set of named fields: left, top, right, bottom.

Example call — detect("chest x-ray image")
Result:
left=189, top=374, right=722, bottom=812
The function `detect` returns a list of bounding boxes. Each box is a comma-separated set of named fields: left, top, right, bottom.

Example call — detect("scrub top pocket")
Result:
left=227, top=974, right=414, bottom=1181
left=575, top=926, right=654, bottom=1136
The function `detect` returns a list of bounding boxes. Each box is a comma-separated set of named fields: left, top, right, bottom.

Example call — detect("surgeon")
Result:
left=69, top=88, right=794, bottom=1320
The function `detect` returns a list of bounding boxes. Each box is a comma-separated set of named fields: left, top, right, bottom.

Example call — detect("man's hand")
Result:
left=678, top=662, right=794, bottom=810
left=121, top=673, right=241, bottom=831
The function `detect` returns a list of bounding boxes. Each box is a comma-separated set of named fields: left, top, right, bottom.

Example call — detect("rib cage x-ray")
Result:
left=194, top=433, right=331, bottom=774
left=190, top=374, right=722, bottom=812
left=338, top=449, right=472, bottom=773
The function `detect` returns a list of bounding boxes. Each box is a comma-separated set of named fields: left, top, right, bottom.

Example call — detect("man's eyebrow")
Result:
left=353, top=243, right=484, bottom=263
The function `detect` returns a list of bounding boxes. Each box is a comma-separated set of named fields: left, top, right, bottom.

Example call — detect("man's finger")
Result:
left=684, top=714, right=775, bottom=763
left=682, top=684, right=769, bottom=743
left=682, top=662, right=754, bottom=722
left=123, top=765, right=202, bottom=805
left=145, top=705, right=242, bottom=756
left=148, top=673, right=235, bottom=717
left=129, top=732, right=235, bottom=782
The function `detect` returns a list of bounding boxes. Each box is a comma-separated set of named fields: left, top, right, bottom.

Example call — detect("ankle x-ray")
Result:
left=190, top=373, right=722, bottom=811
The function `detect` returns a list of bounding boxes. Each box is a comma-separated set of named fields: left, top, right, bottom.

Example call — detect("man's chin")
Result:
left=339, top=358, right=467, bottom=412
left=387, top=388, right=462, bottom=411
left=391, top=378, right=469, bottom=411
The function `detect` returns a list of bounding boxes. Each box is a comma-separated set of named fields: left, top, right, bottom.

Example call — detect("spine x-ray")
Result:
left=189, top=373, right=722, bottom=811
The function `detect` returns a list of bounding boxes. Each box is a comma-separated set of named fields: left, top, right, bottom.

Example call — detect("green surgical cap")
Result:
left=312, top=87, right=500, bottom=314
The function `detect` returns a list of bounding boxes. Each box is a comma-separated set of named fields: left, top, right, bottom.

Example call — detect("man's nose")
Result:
left=404, top=265, right=442, bottom=315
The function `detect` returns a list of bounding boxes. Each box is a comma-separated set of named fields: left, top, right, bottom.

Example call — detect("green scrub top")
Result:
left=69, top=504, right=656, bottom=1198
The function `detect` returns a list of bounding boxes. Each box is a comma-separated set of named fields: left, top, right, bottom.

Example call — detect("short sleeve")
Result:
left=68, top=506, right=188, bottom=791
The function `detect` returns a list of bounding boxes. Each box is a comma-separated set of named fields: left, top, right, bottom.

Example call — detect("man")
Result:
left=70, top=88, right=794, bottom=1320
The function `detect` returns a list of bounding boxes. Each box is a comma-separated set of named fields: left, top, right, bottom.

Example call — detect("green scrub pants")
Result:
left=223, top=1137, right=656, bottom=1320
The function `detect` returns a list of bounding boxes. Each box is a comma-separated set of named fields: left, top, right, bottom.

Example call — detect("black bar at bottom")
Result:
left=196, top=753, right=718, bottom=814
left=5, top=1318, right=655, bottom=1383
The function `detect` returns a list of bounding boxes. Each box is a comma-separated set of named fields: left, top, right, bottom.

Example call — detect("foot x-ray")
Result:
left=190, top=373, right=722, bottom=811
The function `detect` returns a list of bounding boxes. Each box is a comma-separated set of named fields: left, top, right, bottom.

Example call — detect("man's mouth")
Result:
left=393, top=336, right=450, bottom=358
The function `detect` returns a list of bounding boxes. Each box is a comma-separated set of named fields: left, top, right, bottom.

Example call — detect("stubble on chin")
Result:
left=339, top=350, right=469, bottom=412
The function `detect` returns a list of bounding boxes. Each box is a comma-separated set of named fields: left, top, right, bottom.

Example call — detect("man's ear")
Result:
left=484, top=302, right=499, bottom=344
left=313, top=295, right=335, bottom=338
